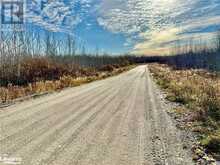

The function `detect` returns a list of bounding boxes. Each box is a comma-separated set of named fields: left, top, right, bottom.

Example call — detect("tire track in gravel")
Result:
left=2, top=70, right=140, bottom=155
left=13, top=70, right=140, bottom=165
left=0, top=66, right=194, bottom=165
left=1, top=85, right=113, bottom=154
left=60, top=71, right=139, bottom=165
left=1, top=69, right=140, bottom=140
left=0, top=83, right=103, bottom=119
left=100, top=68, right=142, bottom=165
left=1, top=85, right=108, bottom=139
left=36, top=71, right=140, bottom=165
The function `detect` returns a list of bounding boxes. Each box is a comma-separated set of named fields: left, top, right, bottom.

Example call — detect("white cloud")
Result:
left=96, top=0, right=220, bottom=55
left=24, top=0, right=220, bottom=54
left=26, top=0, right=94, bottom=33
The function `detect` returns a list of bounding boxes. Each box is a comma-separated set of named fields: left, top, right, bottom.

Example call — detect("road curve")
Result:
left=0, top=65, right=194, bottom=165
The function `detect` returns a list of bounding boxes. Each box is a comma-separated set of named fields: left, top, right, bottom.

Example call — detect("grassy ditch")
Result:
left=149, top=63, right=220, bottom=159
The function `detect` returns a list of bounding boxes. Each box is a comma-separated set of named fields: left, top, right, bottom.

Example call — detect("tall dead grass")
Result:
left=0, top=65, right=132, bottom=104
left=149, top=63, right=220, bottom=156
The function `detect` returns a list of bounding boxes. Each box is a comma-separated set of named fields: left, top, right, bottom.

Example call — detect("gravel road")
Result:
left=0, top=65, right=194, bottom=165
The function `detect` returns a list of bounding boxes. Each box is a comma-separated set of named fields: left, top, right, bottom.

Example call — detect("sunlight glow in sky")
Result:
left=26, top=0, right=220, bottom=55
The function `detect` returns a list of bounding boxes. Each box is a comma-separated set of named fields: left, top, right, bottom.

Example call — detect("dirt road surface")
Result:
left=0, top=65, right=194, bottom=165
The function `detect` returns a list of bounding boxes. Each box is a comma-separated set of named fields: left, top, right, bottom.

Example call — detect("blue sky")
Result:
left=24, top=0, right=220, bottom=55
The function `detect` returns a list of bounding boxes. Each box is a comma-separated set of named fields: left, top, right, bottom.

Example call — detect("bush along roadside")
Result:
left=0, top=65, right=135, bottom=106
left=149, top=63, right=220, bottom=164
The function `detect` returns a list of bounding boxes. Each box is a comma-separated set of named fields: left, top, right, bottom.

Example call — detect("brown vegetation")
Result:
left=149, top=63, right=220, bottom=158
left=0, top=61, right=133, bottom=104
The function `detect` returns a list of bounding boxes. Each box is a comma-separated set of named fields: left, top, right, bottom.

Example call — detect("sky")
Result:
left=23, top=0, right=220, bottom=55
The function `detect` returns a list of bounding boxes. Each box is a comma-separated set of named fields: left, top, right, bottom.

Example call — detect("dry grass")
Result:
left=0, top=55, right=134, bottom=103
left=149, top=63, right=220, bottom=157
left=0, top=66, right=132, bottom=104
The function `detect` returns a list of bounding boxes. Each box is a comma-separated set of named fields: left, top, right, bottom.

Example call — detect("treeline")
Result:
left=0, top=27, right=133, bottom=87
left=136, top=32, right=220, bottom=72
left=136, top=52, right=220, bottom=71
